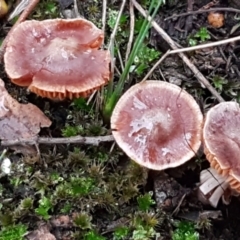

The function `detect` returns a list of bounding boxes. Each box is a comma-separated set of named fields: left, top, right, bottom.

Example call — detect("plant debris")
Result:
left=1, top=0, right=240, bottom=239
left=0, top=78, right=51, bottom=141
left=25, top=224, right=56, bottom=240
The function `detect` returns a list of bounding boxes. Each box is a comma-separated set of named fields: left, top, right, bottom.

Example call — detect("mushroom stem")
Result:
left=208, top=182, right=229, bottom=208
left=199, top=167, right=229, bottom=207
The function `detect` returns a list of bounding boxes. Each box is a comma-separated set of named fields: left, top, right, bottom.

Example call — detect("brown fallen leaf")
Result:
left=0, top=78, right=51, bottom=141
left=25, top=224, right=56, bottom=240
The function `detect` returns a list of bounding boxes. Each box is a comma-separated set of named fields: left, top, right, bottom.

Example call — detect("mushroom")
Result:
left=111, top=80, right=203, bottom=170
left=0, top=0, right=8, bottom=18
left=207, top=12, right=224, bottom=28
left=199, top=101, right=240, bottom=207
left=4, top=19, right=110, bottom=100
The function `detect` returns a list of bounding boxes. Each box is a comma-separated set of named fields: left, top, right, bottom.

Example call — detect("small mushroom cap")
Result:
left=111, top=81, right=203, bottom=170
left=203, top=101, right=240, bottom=191
left=4, top=19, right=110, bottom=100
left=0, top=0, right=8, bottom=18
left=207, top=12, right=224, bottom=28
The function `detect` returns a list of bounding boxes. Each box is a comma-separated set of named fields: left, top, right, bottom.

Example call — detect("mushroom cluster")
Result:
left=111, top=80, right=203, bottom=170
left=4, top=19, right=110, bottom=100
left=111, top=80, right=240, bottom=208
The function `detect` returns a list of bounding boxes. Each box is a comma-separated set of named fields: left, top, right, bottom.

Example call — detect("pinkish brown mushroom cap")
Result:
left=203, top=101, right=240, bottom=192
left=111, top=80, right=203, bottom=170
left=4, top=19, right=110, bottom=100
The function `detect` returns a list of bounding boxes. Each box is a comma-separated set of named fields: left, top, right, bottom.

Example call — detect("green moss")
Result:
left=137, top=192, right=155, bottom=212
left=172, top=221, right=199, bottom=240
left=0, top=224, right=27, bottom=240
left=62, top=125, right=84, bottom=137
left=35, top=196, right=53, bottom=220
left=113, top=226, right=130, bottom=240
left=32, top=0, right=59, bottom=19
left=73, top=212, right=92, bottom=229
left=84, top=231, right=106, bottom=240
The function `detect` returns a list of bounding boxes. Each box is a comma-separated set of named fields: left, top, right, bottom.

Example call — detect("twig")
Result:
left=132, top=0, right=225, bottom=102
left=184, top=0, right=193, bottom=33
left=172, top=193, right=187, bottom=216
left=86, top=89, right=97, bottom=105
left=0, top=0, right=40, bottom=62
left=0, top=149, right=7, bottom=161
left=164, top=7, right=240, bottom=21
left=143, top=34, right=240, bottom=81
left=200, top=0, right=219, bottom=10
left=125, top=1, right=135, bottom=64
left=168, top=35, right=240, bottom=55
left=117, top=42, right=124, bottom=72
left=108, top=0, right=127, bottom=51
left=1, top=135, right=115, bottom=147
left=8, top=0, right=30, bottom=21
left=88, top=0, right=107, bottom=106
left=102, top=0, right=107, bottom=43
left=104, top=0, right=126, bottom=103
left=73, top=0, right=81, bottom=17
left=142, top=50, right=170, bottom=81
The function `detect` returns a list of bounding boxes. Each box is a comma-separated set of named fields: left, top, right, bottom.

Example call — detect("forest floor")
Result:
left=1, top=0, right=240, bottom=239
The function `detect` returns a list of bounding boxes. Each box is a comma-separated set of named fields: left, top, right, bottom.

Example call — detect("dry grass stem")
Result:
left=142, top=50, right=170, bottom=81
left=169, top=35, right=240, bottom=55
left=125, top=1, right=135, bottom=64
left=132, top=0, right=225, bottom=102
left=102, top=0, right=107, bottom=43
left=108, top=0, right=127, bottom=51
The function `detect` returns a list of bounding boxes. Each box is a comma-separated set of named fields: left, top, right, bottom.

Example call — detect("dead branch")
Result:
left=1, top=135, right=115, bottom=147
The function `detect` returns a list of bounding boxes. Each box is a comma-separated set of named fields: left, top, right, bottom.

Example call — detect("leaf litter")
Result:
left=0, top=78, right=51, bottom=142
left=1, top=0, right=240, bottom=239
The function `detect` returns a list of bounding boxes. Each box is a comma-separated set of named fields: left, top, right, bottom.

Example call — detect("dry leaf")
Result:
left=0, top=78, right=51, bottom=141
left=25, top=224, right=56, bottom=240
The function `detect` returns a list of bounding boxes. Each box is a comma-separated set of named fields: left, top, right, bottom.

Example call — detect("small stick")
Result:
left=0, top=0, right=40, bottom=62
left=117, top=45, right=124, bottom=72
left=8, top=0, right=30, bottom=21
left=143, top=34, right=240, bottom=82
left=73, top=0, right=81, bottom=17
left=88, top=0, right=107, bottom=107
left=164, top=7, right=240, bottom=21
left=184, top=0, right=193, bottom=33
left=108, top=0, right=127, bottom=51
left=168, top=35, right=240, bottom=55
left=1, top=135, right=115, bottom=147
left=102, top=0, right=107, bottom=43
left=125, top=1, right=135, bottom=64
left=0, top=149, right=7, bottom=161
left=132, top=0, right=225, bottom=102
left=142, top=50, right=170, bottom=82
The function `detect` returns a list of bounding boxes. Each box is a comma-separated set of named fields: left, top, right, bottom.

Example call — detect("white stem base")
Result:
left=199, top=168, right=229, bottom=208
